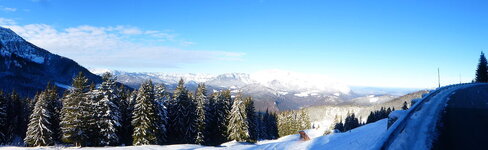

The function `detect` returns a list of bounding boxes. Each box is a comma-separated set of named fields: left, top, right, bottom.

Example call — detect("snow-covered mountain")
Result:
left=91, top=69, right=350, bottom=95
left=0, top=26, right=102, bottom=96
left=90, top=69, right=416, bottom=111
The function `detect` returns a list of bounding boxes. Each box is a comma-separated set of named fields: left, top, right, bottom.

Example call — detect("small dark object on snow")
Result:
left=299, top=131, right=310, bottom=141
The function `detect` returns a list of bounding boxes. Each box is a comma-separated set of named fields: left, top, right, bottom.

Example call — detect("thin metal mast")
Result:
left=438, top=68, right=441, bottom=88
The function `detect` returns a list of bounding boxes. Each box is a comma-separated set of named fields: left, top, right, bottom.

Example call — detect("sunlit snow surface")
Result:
left=1, top=119, right=387, bottom=150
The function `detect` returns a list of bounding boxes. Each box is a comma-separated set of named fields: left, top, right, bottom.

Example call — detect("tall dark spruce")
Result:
left=476, top=51, right=488, bottom=82
left=168, top=79, right=198, bottom=144
left=0, top=91, right=7, bottom=144
left=244, top=97, right=257, bottom=142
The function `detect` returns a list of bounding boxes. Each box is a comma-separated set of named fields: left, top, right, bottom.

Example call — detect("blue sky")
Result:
left=0, top=0, right=487, bottom=88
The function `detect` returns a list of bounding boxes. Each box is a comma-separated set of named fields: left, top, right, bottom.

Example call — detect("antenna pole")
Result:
left=459, top=73, right=462, bottom=84
left=438, top=68, right=441, bottom=88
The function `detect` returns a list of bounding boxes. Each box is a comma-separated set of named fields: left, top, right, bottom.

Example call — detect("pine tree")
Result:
left=168, top=79, right=198, bottom=144
left=3, top=90, right=29, bottom=145
left=60, top=72, right=90, bottom=146
left=299, top=110, right=311, bottom=130
left=126, top=90, right=138, bottom=145
left=268, top=112, right=279, bottom=139
left=227, top=94, right=250, bottom=142
left=132, top=80, right=159, bottom=145
left=256, top=113, right=266, bottom=140
left=333, top=120, right=344, bottom=132
left=194, top=83, right=207, bottom=145
left=24, top=91, right=55, bottom=146
left=45, top=83, right=61, bottom=143
left=476, top=51, right=488, bottom=82
left=0, top=91, right=8, bottom=144
left=204, top=92, right=219, bottom=145
left=85, top=88, right=103, bottom=146
left=258, top=110, right=278, bottom=140
left=154, top=84, right=169, bottom=144
left=117, top=85, right=133, bottom=146
left=216, top=90, right=233, bottom=144
left=402, top=101, right=408, bottom=110
left=96, top=72, right=121, bottom=146
left=244, top=97, right=257, bottom=143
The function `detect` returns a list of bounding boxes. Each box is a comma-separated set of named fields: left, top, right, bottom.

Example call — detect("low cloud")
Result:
left=0, top=18, right=245, bottom=69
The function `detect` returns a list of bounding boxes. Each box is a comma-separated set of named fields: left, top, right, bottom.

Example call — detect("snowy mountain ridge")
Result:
left=90, top=69, right=351, bottom=95
left=90, top=69, right=419, bottom=111
left=0, top=27, right=46, bottom=64
left=0, top=26, right=102, bottom=96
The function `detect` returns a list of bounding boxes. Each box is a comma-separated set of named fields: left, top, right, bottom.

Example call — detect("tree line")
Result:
left=277, top=110, right=311, bottom=137
left=0, top=72, right=282, bottom=147
left=332, top=106, right=396, bottom=133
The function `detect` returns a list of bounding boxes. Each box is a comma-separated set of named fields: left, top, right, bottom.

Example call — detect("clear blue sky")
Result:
left=1, top=0, right=487, bottom=88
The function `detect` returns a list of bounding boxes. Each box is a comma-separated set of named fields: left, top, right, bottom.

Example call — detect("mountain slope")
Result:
left=0, top=26, right=102, bottom=96
left=304, top=90, right=429, bottom=129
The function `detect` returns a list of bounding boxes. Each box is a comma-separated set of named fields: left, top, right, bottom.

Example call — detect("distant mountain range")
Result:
left=90, top=69, right=421, bottom=112
left=0, top=26, right=101, bottom=96
left=0, top=26, right=422, bottom=111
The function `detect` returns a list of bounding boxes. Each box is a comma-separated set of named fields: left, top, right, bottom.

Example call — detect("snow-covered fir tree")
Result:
left=154, top=84, right=169, bottom=144
left=227, top=93, right=250, bottom=142
left=95, top=73, right=122, bottom=146
left=277, top=110, right=310, bottom=137
left=132, top=80, right=160, bottom=145
left=299, top=110, right=311, bottom=130
left=60, top=72, right=91, bottom=146
left=168, top=79, right=198, bottom=144
left=244, top=97, right=257, bottom=143
left=24, top=91, right=55, bottom=146
left=83, top=87, right=103, bottom=146
left=194, top=83, right=207, bottom=145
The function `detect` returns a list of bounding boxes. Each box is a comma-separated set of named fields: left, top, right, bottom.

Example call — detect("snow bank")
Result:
left=307, top=119, right=387, bottom=150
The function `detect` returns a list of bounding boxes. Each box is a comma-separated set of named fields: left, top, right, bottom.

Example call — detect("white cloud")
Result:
left=0, top=18, right=245, bottom=69
left=0, top=6, right=17, bottom=12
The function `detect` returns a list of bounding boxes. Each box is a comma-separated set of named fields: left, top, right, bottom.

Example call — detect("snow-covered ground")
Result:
left=0, top=119, right=387, bottom=150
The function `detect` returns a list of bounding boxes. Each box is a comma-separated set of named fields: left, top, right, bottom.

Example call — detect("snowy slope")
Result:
left=0, top=26, right=102, bottom=96
left=0, top=27, right=46, bottom=64
left=1, top=119, right=387, bottom=150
